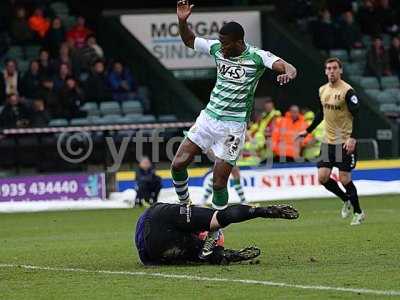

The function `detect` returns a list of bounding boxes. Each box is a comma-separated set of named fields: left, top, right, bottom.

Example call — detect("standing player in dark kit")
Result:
left=297, top=58, right=365, bottom=225
left=135, top=203, right=299, bottom=265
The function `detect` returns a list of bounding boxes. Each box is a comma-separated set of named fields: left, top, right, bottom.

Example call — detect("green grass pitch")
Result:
left=1, top=195, right=400, bottom=299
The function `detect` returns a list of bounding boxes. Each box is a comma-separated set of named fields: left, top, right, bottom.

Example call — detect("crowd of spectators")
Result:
left=294, top=0, right=400, bottom=79
left=0, top=1, right=139, bottom=129
left=238, top=98, right=323, bottom=165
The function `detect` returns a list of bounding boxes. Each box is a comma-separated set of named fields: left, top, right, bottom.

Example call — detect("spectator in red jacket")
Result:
left=28, top=7, right=50, bottom=39
left=66, top=16, right=92, bottom=48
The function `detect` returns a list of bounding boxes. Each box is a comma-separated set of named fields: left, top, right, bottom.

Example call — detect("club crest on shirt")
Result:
left=350, top=95, right=358, bottom=104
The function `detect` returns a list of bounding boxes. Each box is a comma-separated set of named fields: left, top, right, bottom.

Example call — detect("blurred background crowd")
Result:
left=0, top=0, right=150, bottom=129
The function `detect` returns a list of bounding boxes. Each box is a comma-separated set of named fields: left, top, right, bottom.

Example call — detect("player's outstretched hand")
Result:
left=277, top=74, right=293, bottom=86
left=177, top=0, right=194, bottom=21
left=265, top=205, right=299, bottom=219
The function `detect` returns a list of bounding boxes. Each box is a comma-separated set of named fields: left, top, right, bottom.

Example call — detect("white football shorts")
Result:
left=187, top=110, right=246, bottom=165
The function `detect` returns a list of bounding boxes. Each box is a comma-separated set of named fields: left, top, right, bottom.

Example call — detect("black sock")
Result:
left=216, top=205, right=263, bottom=228
left=322, top=178, right=348, bottom=202
left=344, top=181, right=362, bottom=214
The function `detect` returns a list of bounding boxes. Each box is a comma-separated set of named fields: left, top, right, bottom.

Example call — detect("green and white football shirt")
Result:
left=194, top=37, right=280, bottom=123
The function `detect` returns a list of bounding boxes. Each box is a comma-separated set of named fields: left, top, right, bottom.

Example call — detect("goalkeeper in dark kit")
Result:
left=135, top=202, right=299, bottom=265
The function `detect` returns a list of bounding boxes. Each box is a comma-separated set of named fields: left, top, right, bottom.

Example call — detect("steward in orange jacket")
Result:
left=272, top=105, right=311, bottom=159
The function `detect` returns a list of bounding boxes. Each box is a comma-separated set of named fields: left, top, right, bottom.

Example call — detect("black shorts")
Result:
left=144, top=203, right=215, bottom=264
left=317, top=143, right=357, bottom=172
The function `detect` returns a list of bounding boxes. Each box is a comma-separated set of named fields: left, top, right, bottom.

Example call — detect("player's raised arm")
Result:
left=177, top=0, right=195, bottom=48
left=272, top=59, right=297, bottom=85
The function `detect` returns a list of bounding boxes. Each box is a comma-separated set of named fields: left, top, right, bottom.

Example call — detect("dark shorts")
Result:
left=317, top=143, right=357, bottom=172
left=135, top=203, right=215, bottom=264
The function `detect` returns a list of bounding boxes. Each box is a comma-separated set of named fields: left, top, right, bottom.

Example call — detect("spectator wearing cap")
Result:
left=365, top=36, right=392, bottom=79
left=1, top=59, right=21, bottom=104
left=28, top=7, right=50, bottom=40
left=0, top=93, right=31, bottom=128
left=21, top=60, right=42, bottom=99
left=66, top=16, right=92, bottom=49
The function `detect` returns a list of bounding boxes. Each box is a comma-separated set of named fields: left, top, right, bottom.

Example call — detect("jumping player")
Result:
left=171, top=0, right=297, bottom=259
left=135, top=202, right=299, bottom=265
left=297, top=58, right=365, bottom=225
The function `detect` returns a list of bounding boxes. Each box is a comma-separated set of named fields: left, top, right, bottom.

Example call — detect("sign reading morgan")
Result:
left=120, top=11, right=261, bottom=69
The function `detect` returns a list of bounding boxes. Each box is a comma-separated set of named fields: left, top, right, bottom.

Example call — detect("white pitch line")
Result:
left=1, top=263, right=400, bottom=297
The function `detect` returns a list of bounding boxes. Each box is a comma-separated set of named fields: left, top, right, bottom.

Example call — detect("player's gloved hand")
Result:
left=265, top=205, right=299, bottom=219
left=295, top=130, right=308, bottom=141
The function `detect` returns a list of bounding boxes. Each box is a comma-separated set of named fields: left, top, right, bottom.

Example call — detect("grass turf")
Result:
left=0, top=195, right=399, bottom=299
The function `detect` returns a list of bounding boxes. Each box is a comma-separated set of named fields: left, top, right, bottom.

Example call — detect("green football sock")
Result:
left=212, top=187, right=228, bottom=210
left=171, top=168, right=189, bottom=203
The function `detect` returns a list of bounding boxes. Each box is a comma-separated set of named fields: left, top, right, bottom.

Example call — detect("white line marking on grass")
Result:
left=1, top=263, right=400, bottom=297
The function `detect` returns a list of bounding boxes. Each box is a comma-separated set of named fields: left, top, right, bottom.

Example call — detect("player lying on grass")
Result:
left=135, top=203, right=299, bottom=265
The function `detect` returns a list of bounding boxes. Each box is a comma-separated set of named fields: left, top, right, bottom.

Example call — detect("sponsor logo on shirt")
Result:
left=217, top=62, right=246, bottom=82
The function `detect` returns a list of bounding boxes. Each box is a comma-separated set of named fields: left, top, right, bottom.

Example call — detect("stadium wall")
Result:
left=1, top=161, right=398, bottom=213
left=116, top=160, right=400, bottom=204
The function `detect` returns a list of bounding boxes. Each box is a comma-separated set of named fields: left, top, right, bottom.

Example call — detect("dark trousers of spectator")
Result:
left=135, top=180, right=162, bottom=206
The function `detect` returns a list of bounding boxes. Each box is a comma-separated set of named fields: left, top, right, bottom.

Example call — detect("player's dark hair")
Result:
left=219, top=22, right=245, bottom=41
left=325, top=57, right=343, bottom=68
